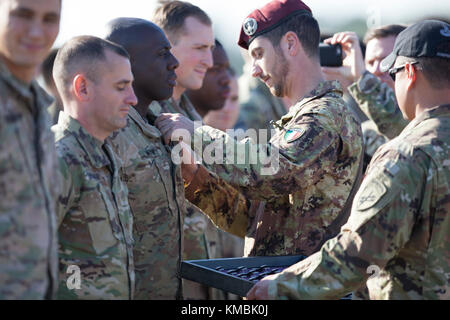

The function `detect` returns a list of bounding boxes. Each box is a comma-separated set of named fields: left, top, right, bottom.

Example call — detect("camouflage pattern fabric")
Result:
left=235, top=70, right=287, bottom=140
left=0, top=61, right=59, bottom=299
left=188, top=80, right=363, bottom=257
left=53, top=112, right=135, bottom=300
left=348, top=71, right=409, bottom=139
left=361, top=120, right=388, bottom=157
left=151, top=97, right=213, bottom=299
left=108, top=106, right=185, bottom=300
left=264, top=105, right=450, bottom=300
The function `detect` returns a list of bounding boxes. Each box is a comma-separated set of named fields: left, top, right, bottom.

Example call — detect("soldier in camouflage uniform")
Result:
left=247, top=20, right=450, bottom=300
left=323, top=25, right=409, bottom=166
left=156, top=0, right=364, bottom=258
left=52, top=36, right=137, bottom=300
left=0, top=0, right=61, bottom=299
left=104, top=18, right=186, bottom=300
left=153, top=1, right=216, bottom=299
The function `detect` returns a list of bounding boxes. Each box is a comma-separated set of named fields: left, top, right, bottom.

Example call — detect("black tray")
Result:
left=181, top=255, right=306, bottom=297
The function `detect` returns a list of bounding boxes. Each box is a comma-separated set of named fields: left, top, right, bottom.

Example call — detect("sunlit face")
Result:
left=188, top=45, right=232, bottom=112
left=170, top=16, right=214, bottom=92
left=249, top=36, right=289, bottom=97
left=0, top=0, right=60, bottom=70
left=203, top=76, right=240, bottom=131
left=90, top=50, right=137, bottom=133
left=130, top=28, right=179, bottom=101
left=365, top=36, right=396, bottom=89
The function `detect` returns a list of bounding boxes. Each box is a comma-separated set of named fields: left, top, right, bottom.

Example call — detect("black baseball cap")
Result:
left=380, top=19, right=450, bottom=72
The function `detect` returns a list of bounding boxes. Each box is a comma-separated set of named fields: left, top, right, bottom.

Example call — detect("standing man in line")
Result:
left=0, top=0, right=61, bottom=299
left=104, top=17, right=187, bottom=300
left=52, top=36, right=137, bottom=300
left=156, top=0, right=363, bottom=258
left=152, top=0, right=216, bottom=300
left=247, top=19, right=450, bottom=300
left=186, top=39, right=232, bottom=118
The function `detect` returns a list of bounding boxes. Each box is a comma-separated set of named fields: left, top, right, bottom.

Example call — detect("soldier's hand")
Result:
left=246, top=274, right=277, bottom=300
left=322, top=32, right=366, bottom=84
left=155, top=113, right=195, bottom=145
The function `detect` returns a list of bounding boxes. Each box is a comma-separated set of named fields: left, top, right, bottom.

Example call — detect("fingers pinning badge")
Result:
left=243, top=18, right=258, bottom=36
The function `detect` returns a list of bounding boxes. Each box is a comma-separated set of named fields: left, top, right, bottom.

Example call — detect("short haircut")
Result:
left=41, top=47, right=59, bottom=87
left=104, top=17, right=161, bottom=51
left=363, top=24, right=407, bottom=45
left=153, top=0, right=211, bottom=44
left=53, top=35, right=129, bottom=96
left=397, top=51, right=450, bottom=89
left=261, top=13, right=320, bottom=59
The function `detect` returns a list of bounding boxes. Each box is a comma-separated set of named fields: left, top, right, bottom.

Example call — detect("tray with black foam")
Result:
left=181, top=255, right=306, bottom=297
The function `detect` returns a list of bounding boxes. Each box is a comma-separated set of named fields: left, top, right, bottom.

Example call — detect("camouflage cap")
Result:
left=238, top=0, right=312, bottom=50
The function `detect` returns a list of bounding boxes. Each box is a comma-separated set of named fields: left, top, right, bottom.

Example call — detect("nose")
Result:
left=126, top=88, right=138, bottom=106
left=251, top=61, right=262, bottom=78
left=168, top=52, right=179, bottom=71
left=27, top=19, right=45, bottom=39
left=202, top=49, right=214, bottom=69
left=219, top=69, right=232, bottom=86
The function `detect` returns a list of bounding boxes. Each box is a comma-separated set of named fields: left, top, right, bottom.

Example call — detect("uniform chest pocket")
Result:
left=78, top=177, right=123, bottom=254
left=126, top=146, right=176, bottom=235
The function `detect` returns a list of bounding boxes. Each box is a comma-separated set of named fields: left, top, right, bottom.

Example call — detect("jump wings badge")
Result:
left=243, top=18, right=258, bottom=36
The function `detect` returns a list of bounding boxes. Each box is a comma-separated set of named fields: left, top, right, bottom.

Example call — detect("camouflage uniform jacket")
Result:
left=108, top=106, right=185, bottom=300
left=53, top=112, right=135, bottom=300
left=265, top=104, right=450, bottom=300
left=188, top=80, right=363, bottom=256
left=154, top=94, right=203, bottom=122
left=0, top=61, right=59, bottom=299
left=151, top=97, right=221, bottom=299
left=235, top=71, right=287, bottom=139
left=348, top=71, right=409, bottom=139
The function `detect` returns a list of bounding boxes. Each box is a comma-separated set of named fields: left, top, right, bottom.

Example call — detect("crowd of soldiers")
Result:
left=0, top=0, right=448, bottom=300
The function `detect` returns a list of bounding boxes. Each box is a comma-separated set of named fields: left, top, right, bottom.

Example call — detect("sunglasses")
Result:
left=388, top=61, right=420, bottom=81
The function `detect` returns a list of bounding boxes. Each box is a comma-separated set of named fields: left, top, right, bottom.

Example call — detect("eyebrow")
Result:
left=116, top=79, right=133, bottom=85
left=13, top=6, right=60, bottom=17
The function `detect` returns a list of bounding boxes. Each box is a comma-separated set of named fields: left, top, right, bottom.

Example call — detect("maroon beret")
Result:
left=238, top=0, right=312, bottom=50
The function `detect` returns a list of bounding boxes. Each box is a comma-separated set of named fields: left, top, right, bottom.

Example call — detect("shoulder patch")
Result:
left=355, top=179, right=387, bottom=211
left=284, top=128, right=306, bottom=143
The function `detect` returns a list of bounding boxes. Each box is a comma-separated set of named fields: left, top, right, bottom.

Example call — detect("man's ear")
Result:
left=404, top=63, right=417, bottom=90
left=73, top=74, right=90, bottom=102
left=282, top=31, right=300, bottom=57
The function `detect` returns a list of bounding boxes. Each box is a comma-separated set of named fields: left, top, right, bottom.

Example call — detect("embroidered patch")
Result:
left=284, top=128, right=305, bottom=143
left=356, top=179, right=387, bottom=211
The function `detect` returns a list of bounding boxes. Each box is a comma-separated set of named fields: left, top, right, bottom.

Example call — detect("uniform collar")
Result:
left=128, top=106, right=161, bottom=139
left=279, top=80, right=343, bottom=124
left=0, top=59, right=53, bottom=110
left=402, top=104, right=450, bottom=133
left=55, top=111, right=110, bottom=169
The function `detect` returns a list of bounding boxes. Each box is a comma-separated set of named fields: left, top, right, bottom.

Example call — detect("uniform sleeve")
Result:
left=348, top=71, right=409, bottom=139
left=265, top=147, right=427, bottom=299
left=55, top=155, right=75, bottom=227
left=185, top=165, right=251, bottom=238
left=191, top=112, right=341, bottom=201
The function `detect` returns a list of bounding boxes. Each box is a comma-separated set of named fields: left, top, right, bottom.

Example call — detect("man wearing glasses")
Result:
left=247, top=19, right=450, bottom=300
